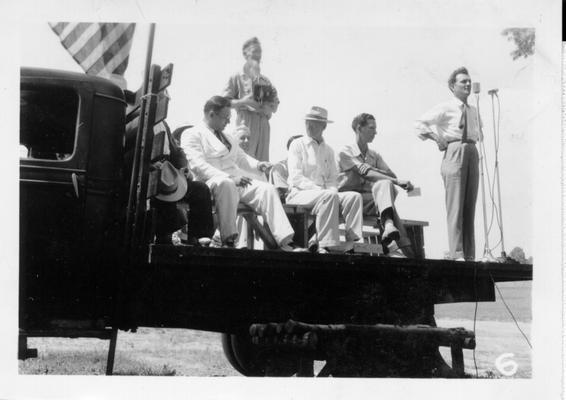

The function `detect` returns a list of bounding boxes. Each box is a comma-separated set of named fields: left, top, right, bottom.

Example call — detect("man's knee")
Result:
left=319, top=189, right=339, bottom=202
left=210, top=177, right=237, bottom=195
left=188, top=180, right=212, bottom=201
left=372, top=180, right=394, bottom=192
left=352, top=191, right=363, bottom=205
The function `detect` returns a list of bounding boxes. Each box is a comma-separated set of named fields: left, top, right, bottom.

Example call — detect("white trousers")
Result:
left=207, top=176, right=295, bottom=245
left=286, top=189, right=363, bottom=248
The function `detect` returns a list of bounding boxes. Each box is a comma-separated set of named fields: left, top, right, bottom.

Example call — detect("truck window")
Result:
left=20, top=86, right=78, bottom=161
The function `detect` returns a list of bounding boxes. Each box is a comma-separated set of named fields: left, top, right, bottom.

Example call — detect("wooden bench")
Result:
left=235, top=203, right=428, bottom=257
left=283, top=204, right=428, bottom=258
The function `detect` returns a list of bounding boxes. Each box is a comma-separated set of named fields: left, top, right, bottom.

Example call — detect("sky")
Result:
left=19, top=18, right=535, bottom=260
left=1, top=0, right=562, bottom=399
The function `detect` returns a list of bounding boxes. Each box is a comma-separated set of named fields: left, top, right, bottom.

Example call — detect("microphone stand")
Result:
left=475, top=91, right=496, bottom=262
left=489, top=91, right=507, bottom=260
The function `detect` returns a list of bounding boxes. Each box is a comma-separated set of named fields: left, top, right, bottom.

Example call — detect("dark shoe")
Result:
left=222, top=237, right=236, bottom=248
left=182, top=235, right=199, bottom=246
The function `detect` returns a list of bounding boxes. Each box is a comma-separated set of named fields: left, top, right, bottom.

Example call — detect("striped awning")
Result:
left=49, top=22, right=136, bottom=88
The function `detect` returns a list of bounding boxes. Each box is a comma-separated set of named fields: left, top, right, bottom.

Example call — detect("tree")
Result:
left=508, top=246, right=532, bottom=264
left=501, top=28, right=535, bottom=60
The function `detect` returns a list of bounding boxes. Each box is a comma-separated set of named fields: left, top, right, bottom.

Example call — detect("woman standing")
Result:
left=222, top=37, right=279, bottom=161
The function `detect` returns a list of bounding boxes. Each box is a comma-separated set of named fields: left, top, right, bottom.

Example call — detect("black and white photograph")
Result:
left=0, top=0, right=562, bottom=399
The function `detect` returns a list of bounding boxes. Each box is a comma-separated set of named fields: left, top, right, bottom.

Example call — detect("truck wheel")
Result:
left=221, top=333, right=299, bottom=377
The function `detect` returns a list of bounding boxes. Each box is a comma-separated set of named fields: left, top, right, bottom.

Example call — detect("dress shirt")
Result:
left=287, top=136, right=338, bottom=192
left=337, top=142, right=393, bottom=192
left=415, top=96, right=482, bottom=142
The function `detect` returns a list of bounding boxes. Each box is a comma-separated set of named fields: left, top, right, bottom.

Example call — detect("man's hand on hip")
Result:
left=423, top=131, right=447, bottom=151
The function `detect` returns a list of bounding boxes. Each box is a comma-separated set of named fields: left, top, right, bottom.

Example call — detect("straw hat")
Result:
left=304, top=106, right=333, bottom=123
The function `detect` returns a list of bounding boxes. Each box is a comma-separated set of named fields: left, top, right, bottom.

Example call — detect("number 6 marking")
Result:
left=495, top=353, right=518, bottom=376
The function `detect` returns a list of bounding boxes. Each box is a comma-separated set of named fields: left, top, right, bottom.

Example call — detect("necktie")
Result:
left=215, top=130, right=231, bottom=151
left=459, top=103, right=468, bottom=142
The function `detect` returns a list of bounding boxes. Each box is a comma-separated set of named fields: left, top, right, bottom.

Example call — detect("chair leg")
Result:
left=105, top=328, right=118, bottom=375
left=450, top=345, right=465, bottom=377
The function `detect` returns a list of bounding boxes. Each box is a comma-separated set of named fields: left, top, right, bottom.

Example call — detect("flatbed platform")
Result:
left=129, top=245, right=533, bottom=334
left=149, top=244, right=532, bottom=283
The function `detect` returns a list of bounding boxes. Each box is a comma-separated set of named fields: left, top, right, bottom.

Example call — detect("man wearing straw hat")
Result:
left=286, top=106, right=363, bottom=254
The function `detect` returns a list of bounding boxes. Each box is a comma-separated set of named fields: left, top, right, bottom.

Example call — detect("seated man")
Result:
left=337, top=113, right=414, bottom=257
left=286, top=106, right=363, bottom=253
left=232, top=124, right=266, bottom=249
left=153, top=122, right=214, bottom=245
left=269, top=134, right=303, bottom=202
left=232, top=124, right=267, bottom=181
left=181, top=95, right=300, bottom=250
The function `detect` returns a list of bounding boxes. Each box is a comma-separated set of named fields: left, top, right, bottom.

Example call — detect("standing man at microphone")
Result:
left=415, top=67, right=481, bottom=261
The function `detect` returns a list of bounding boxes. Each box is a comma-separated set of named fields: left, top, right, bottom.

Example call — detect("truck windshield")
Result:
left=20, top=86, right=78, bottom=161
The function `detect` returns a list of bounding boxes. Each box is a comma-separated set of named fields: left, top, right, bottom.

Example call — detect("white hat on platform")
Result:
left=155, top=161, right=187, bottom=202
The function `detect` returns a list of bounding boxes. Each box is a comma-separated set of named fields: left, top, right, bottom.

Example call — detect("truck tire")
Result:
left=221, top=333, right=299, bottom=377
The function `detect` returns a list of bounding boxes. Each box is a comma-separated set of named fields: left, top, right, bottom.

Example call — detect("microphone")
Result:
left=472, top=82, right=481, bottom=94
left=488, top=88, right=499, bottom=95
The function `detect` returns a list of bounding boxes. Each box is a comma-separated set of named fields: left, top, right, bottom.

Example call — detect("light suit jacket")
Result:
left=181, top=122, right=259, bottom=182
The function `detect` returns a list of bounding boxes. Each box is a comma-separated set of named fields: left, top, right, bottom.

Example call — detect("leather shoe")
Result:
left=280, top=242, right=308, bottom=252
left=381, top=224, right=400, bottom=245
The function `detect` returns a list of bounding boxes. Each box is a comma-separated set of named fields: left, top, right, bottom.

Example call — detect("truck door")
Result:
left=20, top=81, right=88, bottom=327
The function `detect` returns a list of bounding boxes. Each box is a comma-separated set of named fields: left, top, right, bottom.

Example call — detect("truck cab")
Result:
left=20, top=68, right=126, bottom=329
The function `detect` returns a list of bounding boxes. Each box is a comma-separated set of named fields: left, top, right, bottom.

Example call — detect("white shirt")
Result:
left=287, top=135, right=338, bottom=192
left=415, top=96, right=482, bottom=142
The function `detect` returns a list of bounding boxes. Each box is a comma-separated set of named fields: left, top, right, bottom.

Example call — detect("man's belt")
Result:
left=447, top=139, right=476, bottom=145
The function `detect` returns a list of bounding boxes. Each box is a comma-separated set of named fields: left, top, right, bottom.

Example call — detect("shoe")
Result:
left=381, top=224, right=400, bottom=245
left=317, top=247, right=330, bottom=254
left=455, top=257, right=466, bottom=262
left=387, top=248, right=406, bottom=258
left=198, top=237, right=212, bottom=247
left=280, top=242, right=308, bottom=252
left=182, top=235, right=199, bottom=246
left=222, top=238, right=236, bottom=248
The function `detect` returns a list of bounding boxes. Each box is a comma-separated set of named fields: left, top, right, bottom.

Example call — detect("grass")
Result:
left=20, top=328, right=238, bottom=376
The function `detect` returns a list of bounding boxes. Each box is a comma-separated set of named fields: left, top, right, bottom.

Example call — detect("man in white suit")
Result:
left=182, top=95, right=298, bottom=250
